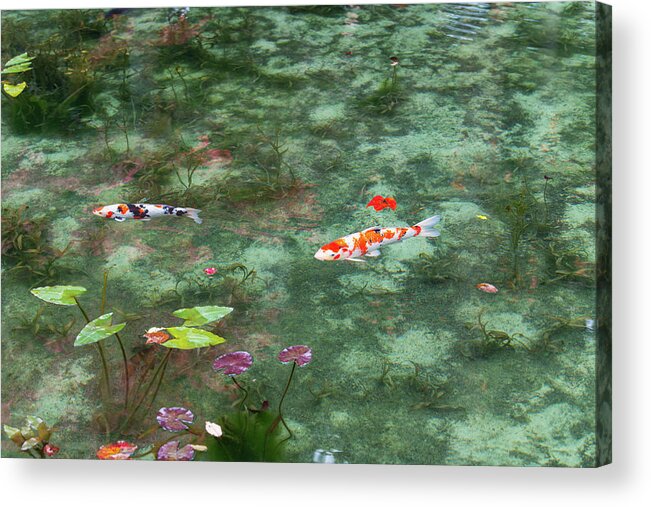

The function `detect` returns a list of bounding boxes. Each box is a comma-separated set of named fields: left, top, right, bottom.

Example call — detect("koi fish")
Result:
left=315, top=215, right=440, bottom=262
left=92, top=203, right=202, bottom=224
left=366, top=195, right=397, bottom=211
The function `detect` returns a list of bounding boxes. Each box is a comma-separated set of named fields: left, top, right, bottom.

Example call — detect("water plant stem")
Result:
left=276, top=361, right=296, bottom=439
left=74, top=297, right=112, bottom=403
left=115, top=333, right=129, bottom=410
left=543, top=177, right=550, bottom=224
left=101, top=270, right=130, bottom=410
left=145, top=352, right=170, bottom=412
left=231, top=376, right=249, bottom=409
left=122, top=348, right=172, bottom=430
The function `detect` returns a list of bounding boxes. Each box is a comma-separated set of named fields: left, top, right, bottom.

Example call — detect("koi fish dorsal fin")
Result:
left=362, top=226, right=382, bottom=233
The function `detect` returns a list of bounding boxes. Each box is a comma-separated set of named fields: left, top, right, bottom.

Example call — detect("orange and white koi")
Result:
left=92, top=203, right=202, bottom=224
left=315, top=215, right=440, bottom=262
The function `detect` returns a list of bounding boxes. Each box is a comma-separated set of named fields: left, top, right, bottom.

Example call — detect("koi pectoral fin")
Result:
left=113, top=217, right=126, bottom=222
left=345, top=258, right=366, bottom=263
left=365, top=250, right=381, bottom=257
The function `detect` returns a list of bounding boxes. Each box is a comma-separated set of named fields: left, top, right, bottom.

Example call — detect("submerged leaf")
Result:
left=30, top=286, right=87, bottom=306
left=3, top=81, right=27, bottom=97
left=172, top=305, right=233, bottom=327
left=74, top=313, right=125, bottom=346
left=2, top=53, right=35, bottom=72
left=162, top=326, right=226, bottom=350
left=3, top=425, right=24, bottom=445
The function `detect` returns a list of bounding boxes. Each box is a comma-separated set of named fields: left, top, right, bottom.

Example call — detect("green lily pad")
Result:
left=3, top=81, right=27, bottom=97
left=172, top=306, right=233, bottom=327
left=30, top=286, right=87, bottom=306
left=74, top=313, right=125, bottom=347
left=162, top=326, right=226, bottom=350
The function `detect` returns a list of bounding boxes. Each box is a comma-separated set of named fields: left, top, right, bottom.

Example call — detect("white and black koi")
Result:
left=92, top=203, right=202, bottom=224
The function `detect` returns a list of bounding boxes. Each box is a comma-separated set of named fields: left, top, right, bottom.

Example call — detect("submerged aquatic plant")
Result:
left=463, top=309, right=530, bottom=359
left=546, top=241, right=594, bottom=285
left=416, top=251, right=461, bottom=284
left=267, top=345, right=313, bottom=446
left=158, top=263, right=258, bottom=307
left=3, top=416, right=58, bottom=459
left=1, top=205, right=72, bottom=285
left=362, top=56, right=403, bottom=114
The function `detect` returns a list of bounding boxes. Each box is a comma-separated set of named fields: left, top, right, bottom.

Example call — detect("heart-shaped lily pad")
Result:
left=3, top=81, right=27, bottom=97
left=31, top=286, right=87, bottom=306
left=171, top=306, right=233, bottom=327
left=74, top=313, right=126, bottom=347
left=161, top=326, right=226, bottom=350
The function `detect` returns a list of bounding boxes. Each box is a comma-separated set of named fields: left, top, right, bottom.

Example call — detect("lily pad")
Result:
left=31, top=286, right=87, bottom=306
left=172, top=306, right=233, bottom=327
left=74, top=313, right=126, bottom=347
left=162, top=326, right=226, bottom=350
left=3, top=82, right=27, bottom=97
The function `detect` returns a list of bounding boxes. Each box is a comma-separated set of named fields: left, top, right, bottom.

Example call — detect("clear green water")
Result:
left=1, top=2, right=598, bottom=465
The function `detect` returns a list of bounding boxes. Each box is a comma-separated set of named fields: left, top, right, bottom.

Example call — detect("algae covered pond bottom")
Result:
left=1, top=3, right=604, bottom=465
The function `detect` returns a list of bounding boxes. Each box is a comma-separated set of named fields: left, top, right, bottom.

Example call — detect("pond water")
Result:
left=1, top=2, right=599, bottom=465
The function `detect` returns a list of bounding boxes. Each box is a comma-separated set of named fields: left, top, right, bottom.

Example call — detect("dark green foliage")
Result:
left=1, top=205, right=71, bottom=285
left=156, top=263, right=258, bottom=308
left=2, top=46, right=97, bottom=132
left=361, top=63, right=403, bottom=114
left=545, top=241, right=595, bottom=285
left=533, top=315, right=591, bottom=353
left=223, top=128, right=299, bottom=203
left=204, top=408, right=287, bottom=462
left=416, top=251, right=461, bottom=284
left=462, top=309, right=530, bottom=359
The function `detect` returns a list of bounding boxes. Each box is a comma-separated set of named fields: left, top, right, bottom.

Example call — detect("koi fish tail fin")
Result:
left=186, top=208, right=203, bottom=225
left=414, top=215, right=441, bottom=237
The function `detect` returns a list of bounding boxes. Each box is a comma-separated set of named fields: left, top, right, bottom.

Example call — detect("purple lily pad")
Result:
left=157, top=441, right=195, bottom=461
left=212, top=351, right=253, bottom=376
left=156, top=407, right=195, bottom=432
left=278, top=345, right=312, bottom=367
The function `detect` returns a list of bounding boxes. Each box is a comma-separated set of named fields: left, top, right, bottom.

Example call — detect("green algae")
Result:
left=2, top=3, right=601, bottom=466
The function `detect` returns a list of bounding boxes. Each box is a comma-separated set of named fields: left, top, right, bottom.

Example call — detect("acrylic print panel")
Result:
left=1, top=2, right=611, bottom=466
